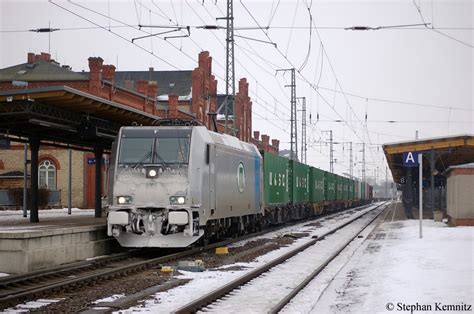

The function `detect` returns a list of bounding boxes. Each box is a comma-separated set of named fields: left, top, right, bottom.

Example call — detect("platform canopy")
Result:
left=383, top=134, right=474, bottom=184
left=0, top=85, right=160, bottom=151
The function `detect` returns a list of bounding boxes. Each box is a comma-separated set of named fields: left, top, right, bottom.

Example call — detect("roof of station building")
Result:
left=383, top=134, right=474, bottom=183
left=0, top=60, right=88, bottom=82
left=114, top=70, right=192, bottom=98
left=0, top=86, right=160, bottom=151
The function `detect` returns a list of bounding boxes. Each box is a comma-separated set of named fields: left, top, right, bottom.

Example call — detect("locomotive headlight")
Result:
left=170, top=196, right=186, bottom=205
left=146, top=167, right=160, bottom=179
left=117, top=196, right=132, bottom=205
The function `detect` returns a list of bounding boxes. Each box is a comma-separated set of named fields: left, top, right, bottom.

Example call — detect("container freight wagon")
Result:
left=309, top=167, right=325, bottom=215
left=342, top=177, right=349, bottom=201
left=348, top=179, right=355, bottom=205
left=335, top=175, right=343, bottom=202
left=261, top=151, right=290, bottom=223
left=324, top=172, right=336, bottom=206
left=289, top=160, right=311, bottom=219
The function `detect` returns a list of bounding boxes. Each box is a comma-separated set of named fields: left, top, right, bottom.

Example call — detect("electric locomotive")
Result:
left=107, top=126, right=263, bottom=247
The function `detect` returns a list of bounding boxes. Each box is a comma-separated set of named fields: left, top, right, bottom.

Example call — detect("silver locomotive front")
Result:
left=107, top=126, right=204, bottom=247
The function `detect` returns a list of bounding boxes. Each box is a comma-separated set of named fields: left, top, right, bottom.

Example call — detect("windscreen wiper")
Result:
left=132, top=151, right=152, bottom=169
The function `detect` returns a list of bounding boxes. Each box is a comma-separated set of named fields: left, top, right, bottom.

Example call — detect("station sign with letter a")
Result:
left=402, top=151, right=419, bottom=167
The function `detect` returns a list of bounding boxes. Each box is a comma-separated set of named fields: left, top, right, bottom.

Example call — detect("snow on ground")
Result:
left=228, top=204, right=371, bottom=249
left=0, top=272, right=9, bottom=277
left=202, top=209, right=383, bottom=313
left=120, top=203, right=383, bottom=313
left=92, top=294, right=125, bottom=304
left=0, top=208, right=94, bottom=223
left=2, top=298, right=64, bottom=313
left=284, top=219, right=474, bottom=314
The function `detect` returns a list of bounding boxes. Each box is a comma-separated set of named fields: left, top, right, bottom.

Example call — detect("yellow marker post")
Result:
left=215, top=247, right=229, bottom=255
left=161, top=266, right=173, bottom=273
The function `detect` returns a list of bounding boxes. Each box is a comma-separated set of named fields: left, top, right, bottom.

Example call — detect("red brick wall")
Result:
left=1, top=51, right=281, bottom=156
left=191, top=51, right=218, bottom=129
left=250, top=131, right=279, bottom=154
left=0, top=53, right=157, bottom=116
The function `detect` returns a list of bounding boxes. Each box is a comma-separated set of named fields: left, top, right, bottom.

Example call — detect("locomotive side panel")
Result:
left=212, top=143, right=261, bottom=220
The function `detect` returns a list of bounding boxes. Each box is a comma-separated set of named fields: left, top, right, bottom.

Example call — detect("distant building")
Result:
left=445, top=163, right=474, bottom=226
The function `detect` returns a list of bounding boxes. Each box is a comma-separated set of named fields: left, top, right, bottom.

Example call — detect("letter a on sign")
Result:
left=403, top=151, right=419, bottom=167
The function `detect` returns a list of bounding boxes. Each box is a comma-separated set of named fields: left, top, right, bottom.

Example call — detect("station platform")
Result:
left=0, top=209, right=121, bottom=274
left=381, top=201, right=436, bottom=222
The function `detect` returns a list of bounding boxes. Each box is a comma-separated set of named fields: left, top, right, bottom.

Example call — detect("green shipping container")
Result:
left=348, top=179, right=355, bottom=200
left=335, top=175, right=343, bottom=200
left=290, top=160, right=310, bottom=204
left=262, top=151, right=290, bottom=206
left=324, top=172, right=336, bottom=201
left=310, top=167, right=325, bottom=203
left=342, top=177, right=349, bottom=200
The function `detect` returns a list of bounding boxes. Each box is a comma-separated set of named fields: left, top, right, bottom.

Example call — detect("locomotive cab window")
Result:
left=118, top=129, right=191, bottom=166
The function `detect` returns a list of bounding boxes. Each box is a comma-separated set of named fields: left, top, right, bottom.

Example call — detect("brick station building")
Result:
left=0, top=51, right=279, bottom=208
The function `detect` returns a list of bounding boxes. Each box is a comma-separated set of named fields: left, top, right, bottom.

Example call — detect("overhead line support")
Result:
left=277, top=68, right=297, bottom=160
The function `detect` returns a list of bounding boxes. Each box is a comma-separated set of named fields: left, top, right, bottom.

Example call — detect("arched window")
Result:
left=39, top=160, right=56, bottom=190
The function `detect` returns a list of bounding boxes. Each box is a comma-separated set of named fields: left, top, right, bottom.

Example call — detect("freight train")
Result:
left=107, top=126, right=373, bottom=247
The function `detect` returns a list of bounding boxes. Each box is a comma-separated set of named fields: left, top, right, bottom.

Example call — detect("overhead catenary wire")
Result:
left=49, top=0, right=180, bottom=69
left=232, top=0, right=376, bottom=170
left=198, top=1, right=294, bottom=119
left=239, top=2, right=375, bottom=156
left=412, top=0, right=473, bottom=48
left=35, top=1, right=465, bottom=172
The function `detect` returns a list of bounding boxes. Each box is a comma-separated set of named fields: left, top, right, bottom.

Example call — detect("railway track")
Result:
left=0, top=230, right=272, bottom=309
left=173, top=201, right=391, bottom=313
left=0, top=203, right=375, bottom=310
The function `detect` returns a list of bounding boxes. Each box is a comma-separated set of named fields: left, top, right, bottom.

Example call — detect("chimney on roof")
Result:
left=198, top=51, right=211, bottom=77
left=27, top=52, right=35, bottom=64
left=39, top=52, right=51, bottom=61
left=123, top=80, right=134, bottom=91
left=137, top=80, right=148, bottom=95
left=147, top=81, right=157, bottom=99
left=271, top=139, right=280, bottom=150
left=169, top=95, right=178, bottom=118
left=253, top=131, right=260, bottom=141
left=88, top=57, right=104, bottom=74
left=102, top=64, right=116, bottom=82
left=88, top=57, right=104, bottom=95
left=261, top=134, right=270, bottom=151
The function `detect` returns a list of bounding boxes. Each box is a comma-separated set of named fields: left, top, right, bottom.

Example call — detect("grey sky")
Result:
left=1, top=0, right=472, bottom=181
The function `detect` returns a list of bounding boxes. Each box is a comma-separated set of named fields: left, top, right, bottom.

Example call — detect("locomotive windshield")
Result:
left=118, top=128, right=191, bottom=165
